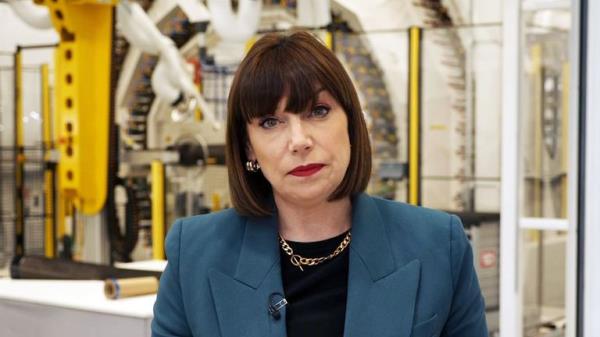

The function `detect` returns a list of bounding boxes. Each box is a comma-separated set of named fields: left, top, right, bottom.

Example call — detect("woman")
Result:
left=152, top=31, right=488, bottom=337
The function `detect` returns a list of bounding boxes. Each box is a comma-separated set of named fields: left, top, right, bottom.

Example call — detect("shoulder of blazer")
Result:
left=165, top=209, right=248, bottom=268
left=367, top=196, right=458, bottom=256
left=178, top=208, right=246, bottom=246
left=178, top=208, right=245, bottom=237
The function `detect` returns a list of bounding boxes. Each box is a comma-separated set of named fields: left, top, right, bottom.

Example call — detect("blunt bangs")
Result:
left=234, top=33, right=349, bottom=123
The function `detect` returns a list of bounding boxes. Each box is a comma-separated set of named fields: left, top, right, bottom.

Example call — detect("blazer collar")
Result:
left=210, top=193, right=421, bottom=337
left=233, top=212, right=280, bottom=289
left=348, top=193, right=397, bottom=280
left=232, top=193, right=398, bottom=287
left=343, top=194, right=420, bottom=337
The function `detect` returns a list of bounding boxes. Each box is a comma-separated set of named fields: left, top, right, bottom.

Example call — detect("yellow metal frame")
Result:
left=245, top=35, right=258, bottom=55
left=408, top=27, right=422, bottom=206
left=14, top=49, right=25, bottom=256
left=41, top=64, right=56, bottom=258
left=324, top=31, right=333, bottom=50
left=40, top=0, right=117, bottom=215
left=151, top=161, right=165, bottom=260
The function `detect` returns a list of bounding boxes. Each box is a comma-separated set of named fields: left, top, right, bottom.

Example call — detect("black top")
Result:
left=280, top=231, right=350, bottom=337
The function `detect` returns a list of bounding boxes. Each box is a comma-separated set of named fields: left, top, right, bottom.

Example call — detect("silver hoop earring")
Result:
left=245, top=160, right=260, bottom=172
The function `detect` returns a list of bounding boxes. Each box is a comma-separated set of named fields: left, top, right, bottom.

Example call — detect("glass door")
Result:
left=501, top=0, right=579, bottom=336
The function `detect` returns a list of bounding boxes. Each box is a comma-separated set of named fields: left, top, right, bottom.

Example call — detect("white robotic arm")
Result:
left=7, top=0, right=217, bottom=126
left=5, top=0, right=53, bottom=29
left=117, top=1, right=218, bottom=128
left=207, top=0, right=262, bottom=42
left=116, top=1, right=162, bottom=54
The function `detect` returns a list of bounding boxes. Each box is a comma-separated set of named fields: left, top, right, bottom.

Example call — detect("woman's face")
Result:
left=246, top=90, right=351, bottom=206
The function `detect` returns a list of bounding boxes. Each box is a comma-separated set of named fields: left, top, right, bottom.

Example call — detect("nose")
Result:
left=288, top=117, right=313, bottom=154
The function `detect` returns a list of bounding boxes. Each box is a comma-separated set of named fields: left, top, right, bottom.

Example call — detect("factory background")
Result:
left=0, top=0, right=598, bottom=336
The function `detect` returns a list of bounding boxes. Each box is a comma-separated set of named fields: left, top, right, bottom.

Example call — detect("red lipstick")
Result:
left=289, top=164, right=325, bottom=177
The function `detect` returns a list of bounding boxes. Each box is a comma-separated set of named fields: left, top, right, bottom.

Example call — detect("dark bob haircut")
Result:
left=225, top=31, right=372, bottom=217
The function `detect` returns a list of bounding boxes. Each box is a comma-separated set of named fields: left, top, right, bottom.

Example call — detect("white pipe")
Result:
left=151, top=60, right=180, bottom=103
left=6, top=0, right=52, bottom=30
left=297, top=0, right=331, bottom=28
left=117, top=2, right=163, bottom=54
left=117, top=1, right=219, bottom=128
left=207, top=0, right=261, bottom=42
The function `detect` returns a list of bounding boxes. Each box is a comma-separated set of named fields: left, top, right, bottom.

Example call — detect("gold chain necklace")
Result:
left=279, top=232, right=351, bottom=271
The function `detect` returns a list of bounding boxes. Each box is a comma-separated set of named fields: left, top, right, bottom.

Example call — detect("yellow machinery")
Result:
left=12, top=0, right=220, bottom=263
left=14, top=0, right=328, bottom=262
left=30, top=0, right=207, bottom=261
left=13, top=45, right=57, bottom=258
left=33, top=0, right=140, bottom=262
left=37, top=0, right=115, bottom=215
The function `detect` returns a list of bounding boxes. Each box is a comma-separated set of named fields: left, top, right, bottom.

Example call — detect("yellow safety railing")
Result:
left=151, top=161, right=166, bottom=260
left=41, top=64, right=56, bottom=258
left=408, top=27, right=422, bottom=206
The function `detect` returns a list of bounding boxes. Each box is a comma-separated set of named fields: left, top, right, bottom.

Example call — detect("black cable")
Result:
left=105, top=8, right=139, bottom=263
left=123, top=179, right=140, bottom=255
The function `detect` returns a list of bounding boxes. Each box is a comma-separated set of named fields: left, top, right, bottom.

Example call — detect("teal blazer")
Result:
left=152, top=194, right=488, bottom=337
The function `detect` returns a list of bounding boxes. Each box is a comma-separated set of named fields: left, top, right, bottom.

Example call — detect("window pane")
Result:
left=520, top=5, right=571, bottom=219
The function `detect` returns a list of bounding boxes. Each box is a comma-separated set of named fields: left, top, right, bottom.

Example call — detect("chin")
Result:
left=284, top=186, right=336, bottom=204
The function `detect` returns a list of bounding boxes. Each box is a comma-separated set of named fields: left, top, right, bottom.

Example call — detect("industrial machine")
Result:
left=4, top=0, right=332, bottom=266
left=5, top=0, right=229, bottom=264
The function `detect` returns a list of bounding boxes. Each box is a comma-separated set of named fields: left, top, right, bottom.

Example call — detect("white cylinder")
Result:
left=6, top=0, right=52, bottom=30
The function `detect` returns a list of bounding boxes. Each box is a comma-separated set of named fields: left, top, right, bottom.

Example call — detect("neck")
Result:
left=274, top=194, right=352, bottom=242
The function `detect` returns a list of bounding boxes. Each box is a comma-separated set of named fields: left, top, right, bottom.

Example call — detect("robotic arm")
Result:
left=7, top=0, right=217, bottom=127
left=4, top=0, right=53, bottom=29
left=117, top=1, right=218, bottom=128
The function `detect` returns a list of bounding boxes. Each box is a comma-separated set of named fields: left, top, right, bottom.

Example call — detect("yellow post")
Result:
left=41, top=64, right=56, bottom=258
left=14, top=48, right=25, bottom=256
left=245, top=36, right=258, bottom=54
left=408, top=27, right=422, bottom=206
left=195, top=82, right=204, bottom=122
left=151, top=160, right=165, bottom=260
left=41, top=0, right=117, bottom=215
left=324, top=31, right=333, bottom=50
left=211, top=193, right=222, bottom=212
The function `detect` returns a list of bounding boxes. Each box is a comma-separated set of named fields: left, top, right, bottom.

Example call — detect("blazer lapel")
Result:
left=208, top=214, right=288, bottom=337
left=343, top=194, right=421, bottom=337
left=208, top=194, right=421, bottom=337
